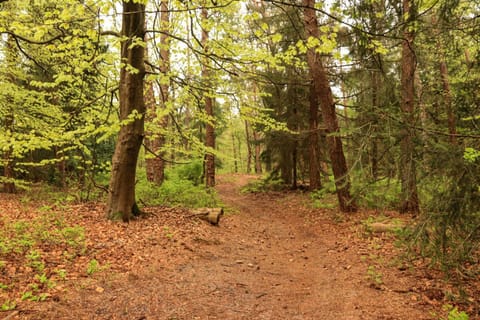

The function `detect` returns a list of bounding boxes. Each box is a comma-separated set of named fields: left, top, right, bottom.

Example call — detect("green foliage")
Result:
left=86, top=259, right=100, bottom=275
left=136, top=164, right=220, bottom=208
left=412, top=151, right=480, bottom=273
left=351, top=175, right=401, bottom=210
left=1, top=300, right=16, bottom=311
left=366, top=265, right=383, bottom=286
left=174, top=160, right=204, bottom=186
left=441, top=304, right=469, bottom=320
left=240, top=175, right=286, bottom=193
left=0, top=212, right=86, bottom=303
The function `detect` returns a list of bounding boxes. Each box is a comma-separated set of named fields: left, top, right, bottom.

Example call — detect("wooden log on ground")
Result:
left=190, top=208, right=224, bottom=226
left=368, top=222, right=405, bottom=234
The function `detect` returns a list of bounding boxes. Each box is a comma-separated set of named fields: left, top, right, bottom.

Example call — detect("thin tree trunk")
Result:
left=244, top=120, right=252, bottom=173
left=432, top=16, right=457, bottom=145
left=439, top=59, right=457, bottom=145
left=144, top=70, right=159, bottom=181
left=145, top=0, right=169, bottom=184
left=201, top=5, right=215, bottom=187
left=232, top=132, right=238, bottom=173
left=303, top=0, right=356, bottom=212
left=3, top=113, right=15, bottom=193
left=399, top=0, right=419, bottom=214
left=370, top=71, right=379, bottom=180
left=106, top=1, right=146, bottom=221
left=308, top=81, right=321, bottom=190
left=253, top=130, right=262, bottom=174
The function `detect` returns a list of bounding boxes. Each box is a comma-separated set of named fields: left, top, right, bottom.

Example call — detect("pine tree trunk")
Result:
left=303, top=0, right=356, bottom=212
left=308, top=81, right=321, bottom=190
left=201, top=6, right=215, bottom=188
left=439, top=59, right=457, bottom=145
left=106, top=1, right=146, bottom=221
left=370, top=71, right=379, bottom=180
left=399, top=0, right=420, bottom=214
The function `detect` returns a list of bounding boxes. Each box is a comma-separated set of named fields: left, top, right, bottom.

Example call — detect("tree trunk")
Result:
left=201, top=6, right=215, bottom=188
left=439, top=59, right=457, bottom=145
left=303, top=0, right=356, bottom=212
left=399, top=0, right=420, bottom=214
left=245, top=120, right=252, bottom=173
left=231, top=132, right=238, bottom=173
left=106, top=1, right=146, bottom=221
left=370, top=71, right=379, bottom=180
left=253, top=129, right=262, bottom=174
left=145, top=0, right=169, bottom=184
left=308, top=81, right=321, bottom=190
left=3, top=35, right=17, bottom=193
left=3, top=114, right=15, bottom=194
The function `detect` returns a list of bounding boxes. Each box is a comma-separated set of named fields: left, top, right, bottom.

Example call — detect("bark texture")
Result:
left=202, top=6, right=215, bottom=187
left=308, top=81, right=321, bottom=190
left=399, top=0, right=420, bottom=213
left=106, top=1, right=146, bottom=221
left=303, top=0, right=356, bottom=212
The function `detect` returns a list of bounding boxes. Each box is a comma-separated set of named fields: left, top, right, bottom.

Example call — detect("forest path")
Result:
left=15, top=174, right=434, bottom=319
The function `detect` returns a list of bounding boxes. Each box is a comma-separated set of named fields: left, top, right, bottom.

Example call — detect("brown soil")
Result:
left=1, top=174, right=476, bottom=319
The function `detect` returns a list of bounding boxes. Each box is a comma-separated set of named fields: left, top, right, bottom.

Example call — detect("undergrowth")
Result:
left=136, top=160, right=220, bottom=208
left=240, top=174, right=285, bottom=193
left=0, top=211, right=86, bottom=308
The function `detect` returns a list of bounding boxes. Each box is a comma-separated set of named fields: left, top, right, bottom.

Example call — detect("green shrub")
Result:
left=240, top=174, right=285, bottom=193
left=136, top=162, right=220, bottom=208
left=350, top=173, right=400, bottom=210
left=412, top=151, right=480, bottom=273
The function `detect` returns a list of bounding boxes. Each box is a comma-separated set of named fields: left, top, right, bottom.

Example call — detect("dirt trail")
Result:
left=14, top=174, right=434, bottom=319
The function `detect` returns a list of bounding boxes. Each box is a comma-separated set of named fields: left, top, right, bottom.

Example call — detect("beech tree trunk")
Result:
left=308, top=81, right=321, bottom=190
left=399, top=0, right=420, bottom=213
left=303, top=0, right=356, bottom=212
left=106, top=1, right=146, bottom=221
left=201, top=5, right=215, bottom=187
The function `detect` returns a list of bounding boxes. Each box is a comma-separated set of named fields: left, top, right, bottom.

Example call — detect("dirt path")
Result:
left=12, top=174, right=436, bottom=319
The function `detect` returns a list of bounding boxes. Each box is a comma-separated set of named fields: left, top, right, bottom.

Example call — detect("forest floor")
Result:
left=1, top=174, right=478, bottom=319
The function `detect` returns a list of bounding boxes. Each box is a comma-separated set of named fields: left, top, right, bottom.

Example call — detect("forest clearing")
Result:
left=0, top=174, right=476, bottom=319
left=1, top=0, right=479, bottom=319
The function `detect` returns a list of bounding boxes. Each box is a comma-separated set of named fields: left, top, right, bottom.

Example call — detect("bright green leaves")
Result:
left=464, top=147, right=480, bottom=163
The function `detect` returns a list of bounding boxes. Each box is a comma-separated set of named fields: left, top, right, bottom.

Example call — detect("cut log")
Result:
left=190, top=208, right=224, bottom=226
left=368, top=222, right=405, bottom=234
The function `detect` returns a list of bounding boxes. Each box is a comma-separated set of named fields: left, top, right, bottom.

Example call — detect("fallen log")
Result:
left=368, top=222, right=405, bottom=234
left=190, top=207, right=224, bottom=226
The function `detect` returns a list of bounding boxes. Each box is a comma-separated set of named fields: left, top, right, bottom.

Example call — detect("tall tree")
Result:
left=106, top=0, right=146, bottom=221
left=399, top=0, right=420, bottom=213
left=201, top=3, right=215, bottom=187
left=145, top=0, right=170, bottom=185
left=303, top=0, right=357, bottom=212
left=308, top=81, right=321, bottom=190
